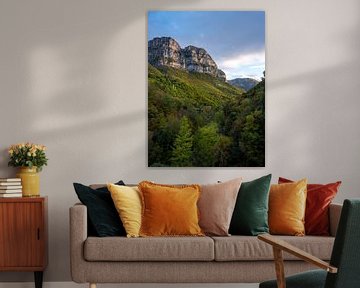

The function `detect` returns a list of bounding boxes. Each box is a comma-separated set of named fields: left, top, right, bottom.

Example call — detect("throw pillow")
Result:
left=279, top=177, right=341, bottom=236
left=229, top=174, right=272, bottom=236
left=269, top=179, right=307, bottom=236
left=73, top=181, right=126, bottom=237
left=138, top=181, right=203, bottom=237
left=198, top=178, right=242, bottom=236
left=107, top=183, right=142, bottom=238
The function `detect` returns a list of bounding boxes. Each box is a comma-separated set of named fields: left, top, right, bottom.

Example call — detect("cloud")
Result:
left=217, top=50, right=265, bottom=80
left=248, top=64, right=265, bottom=69
left=219, top=51, right=265, bottom=69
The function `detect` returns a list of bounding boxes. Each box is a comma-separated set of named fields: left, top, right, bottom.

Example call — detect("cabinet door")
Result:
left=0, top=202, right=44, bottom=268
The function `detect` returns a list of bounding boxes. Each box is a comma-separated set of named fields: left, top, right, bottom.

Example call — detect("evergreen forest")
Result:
left=148, top=64, right=265, bottom=167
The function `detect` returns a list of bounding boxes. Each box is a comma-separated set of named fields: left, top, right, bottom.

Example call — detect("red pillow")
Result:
left=278, top=177, right=341, bottom=236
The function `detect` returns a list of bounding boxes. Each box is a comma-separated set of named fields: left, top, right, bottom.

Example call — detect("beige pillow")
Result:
left=198, top=178, right=242, bottom=236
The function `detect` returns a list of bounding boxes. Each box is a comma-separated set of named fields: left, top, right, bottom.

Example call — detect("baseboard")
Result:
left=0, top=282, right=259, bottom=288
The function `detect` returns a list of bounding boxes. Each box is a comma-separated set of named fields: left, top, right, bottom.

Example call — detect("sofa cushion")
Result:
left=139, top=181, right=203, bottom=237
left=84, top=236, right=214, bottom=261
left=269, top=179, right=307, bottom=236
left=198, top=178, right=242, bottom=236
left=107, top=184, right=142, bottom=238
left=73, top=181, right=126, bottom=237
left=279, top=177, right=341, bottom=236
left=229, top=174, right=271, bottom=236
left=212, top=236, right=334, bottom=261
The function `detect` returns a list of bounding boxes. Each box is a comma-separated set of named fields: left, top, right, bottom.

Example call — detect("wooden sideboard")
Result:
left=0, top=197, right=48, bottom=288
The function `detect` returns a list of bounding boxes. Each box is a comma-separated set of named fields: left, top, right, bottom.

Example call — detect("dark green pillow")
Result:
left=229, top=174, right=272, bottom=236
left=73, top=181, right=126, bottom=237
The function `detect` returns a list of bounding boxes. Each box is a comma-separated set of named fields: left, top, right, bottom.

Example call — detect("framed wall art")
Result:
left=148, top=11, right=265, bottom=167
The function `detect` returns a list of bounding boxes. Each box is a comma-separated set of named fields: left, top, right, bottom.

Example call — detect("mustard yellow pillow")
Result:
left=269, top=179, right=307, bottom=236
left=138, top=181, right=203, bottom=237
left=107, top=183, right=142, bottom=237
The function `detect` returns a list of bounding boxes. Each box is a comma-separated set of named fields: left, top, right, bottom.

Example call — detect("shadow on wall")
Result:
left=0, top=0, right=360, bottom=283
left=0, top=0, right=200, bottom=282
left=267, top=16, right=360, bottom=195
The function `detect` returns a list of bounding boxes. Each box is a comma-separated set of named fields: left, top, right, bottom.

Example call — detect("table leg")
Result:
left=34, top=271, right=43, bottom=288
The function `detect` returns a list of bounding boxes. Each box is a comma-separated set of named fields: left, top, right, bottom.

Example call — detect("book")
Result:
left=0, top=193, right=22, bottom=198
left=0, top=182, right=22, bottom=186
left=0, top=178, right=21, bottom=182
left=0, top=189, right=22, bottom=193
left=0, top=185, right=22, bottom=190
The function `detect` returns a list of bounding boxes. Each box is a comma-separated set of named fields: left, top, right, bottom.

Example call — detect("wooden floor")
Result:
left=0, top=283, right=259, bottom=288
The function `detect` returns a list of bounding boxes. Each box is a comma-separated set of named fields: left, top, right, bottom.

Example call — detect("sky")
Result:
left=148, top=11, right=265, bottom=81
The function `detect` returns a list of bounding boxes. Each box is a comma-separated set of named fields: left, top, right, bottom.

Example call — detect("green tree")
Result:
left=239, top=110, right=265, bottom=166
left=215, top=135, right=233, bottom=166
left=193, top=122, right=220, bottom=166
left=170, top=116, right=193, bottom=166
left=149, top=115, right=180, bottom=166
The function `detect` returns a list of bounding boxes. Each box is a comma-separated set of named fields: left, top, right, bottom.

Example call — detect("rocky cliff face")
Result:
left=216, top=69, right=226, bottom=82
left=148, top=37, right=185, bottom=70
left=148, top=37, right=226, bottom=81
left=182, top=45, right=218, bottom=75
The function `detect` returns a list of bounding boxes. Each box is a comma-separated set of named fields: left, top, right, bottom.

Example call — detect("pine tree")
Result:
left=193, top=122, right=220, bottom=166
left=170, top=117, right=193, bottom=166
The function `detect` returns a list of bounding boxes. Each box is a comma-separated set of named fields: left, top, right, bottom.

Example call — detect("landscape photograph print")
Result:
left=148, top=11, right=265, bottom=167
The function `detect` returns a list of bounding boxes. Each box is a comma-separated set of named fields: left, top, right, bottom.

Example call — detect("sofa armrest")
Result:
left=329, top=203, right=342, bottom=237
left=69, top=203, right=88, bottom=283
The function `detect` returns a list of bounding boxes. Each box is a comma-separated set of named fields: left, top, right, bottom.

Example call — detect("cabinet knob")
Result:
left=37, top=228, right=40, bottom=240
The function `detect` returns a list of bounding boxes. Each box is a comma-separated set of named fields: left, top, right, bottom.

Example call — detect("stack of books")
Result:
left=0, top=178, right=22, bottom=197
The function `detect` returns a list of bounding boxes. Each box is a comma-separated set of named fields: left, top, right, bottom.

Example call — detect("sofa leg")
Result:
left=89, top=283, right=96, bottom=288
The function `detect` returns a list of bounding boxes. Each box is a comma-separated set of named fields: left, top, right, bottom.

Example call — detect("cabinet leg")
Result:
left=34, top=271, right=43, bottom=288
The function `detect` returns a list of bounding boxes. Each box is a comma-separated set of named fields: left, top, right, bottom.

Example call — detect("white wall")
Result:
left=0, top=0, right=359, bottom=282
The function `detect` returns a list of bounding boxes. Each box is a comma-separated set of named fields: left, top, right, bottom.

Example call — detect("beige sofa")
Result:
left=70, top=203, right=342, bottom=288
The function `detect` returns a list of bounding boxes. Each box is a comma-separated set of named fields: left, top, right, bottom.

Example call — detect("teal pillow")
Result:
left=229, top=174, right=272, bottom=236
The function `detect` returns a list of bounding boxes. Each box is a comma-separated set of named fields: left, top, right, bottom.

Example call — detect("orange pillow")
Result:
left=279, top=177, right=341, bottom=236
left=269, top=179, right=307, bottom=236
left=138, top=181, right=204, bottom=236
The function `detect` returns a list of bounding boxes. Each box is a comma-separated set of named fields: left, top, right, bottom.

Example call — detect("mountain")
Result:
left=228, top=78, right=259, bottom=91
left=148, top=64, right=244, bottom=167
left=148, top=63, right=265, bottom=167
left=148, top=37, right=226, bottom=81
left=148, top=38, right=265, bottom=167
left=148, top=64, right=243, bottom=109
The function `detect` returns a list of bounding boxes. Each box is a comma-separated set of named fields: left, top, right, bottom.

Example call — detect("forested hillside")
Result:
left=228, top=77, right=260, bottom=91
left=148, top=64, right=265, bottom=167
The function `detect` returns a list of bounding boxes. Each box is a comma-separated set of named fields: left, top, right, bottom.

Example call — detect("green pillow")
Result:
left=229, top=174, right=272, bottom=236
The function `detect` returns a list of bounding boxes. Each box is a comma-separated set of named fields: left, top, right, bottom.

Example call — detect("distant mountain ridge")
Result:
left=228, top=78, right=260, bottom=91
left=148, top=37, right=226, bottom=81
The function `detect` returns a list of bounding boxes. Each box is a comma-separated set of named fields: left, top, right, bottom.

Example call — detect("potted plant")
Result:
left=8, top=143, right=48, bottom=197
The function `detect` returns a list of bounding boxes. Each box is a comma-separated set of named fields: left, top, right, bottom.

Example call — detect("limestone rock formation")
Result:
left=216, top=69, right=226, bottom=82
left=148, top=37, right=185, bottom=69
left=148, top=37, right=226, bottom=81
left=182, top=45, right=218, bottom=76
